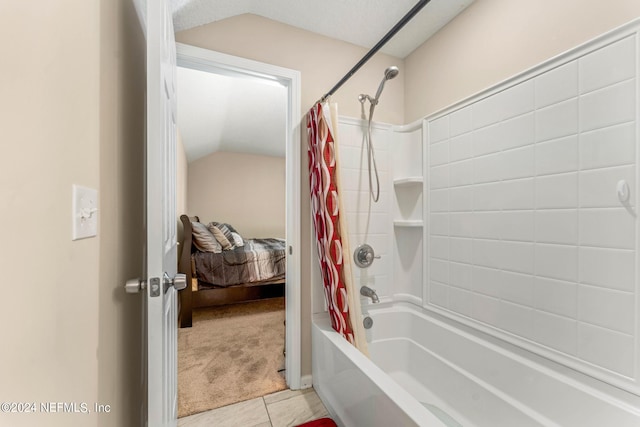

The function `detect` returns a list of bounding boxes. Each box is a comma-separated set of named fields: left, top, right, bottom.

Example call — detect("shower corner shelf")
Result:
left=393, top=220, right=423, bottom=227
left=393, top=177, right=423, bottom=187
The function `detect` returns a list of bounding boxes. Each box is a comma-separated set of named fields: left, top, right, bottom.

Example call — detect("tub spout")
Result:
left=360, top=286, right=379, bottom=303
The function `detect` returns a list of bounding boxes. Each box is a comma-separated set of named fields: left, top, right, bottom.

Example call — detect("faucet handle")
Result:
left=354, top=244, right=379, bottom=268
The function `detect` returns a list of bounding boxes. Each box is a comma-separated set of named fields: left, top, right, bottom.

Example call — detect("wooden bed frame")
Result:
left=178, top=215, right=285, bottom=328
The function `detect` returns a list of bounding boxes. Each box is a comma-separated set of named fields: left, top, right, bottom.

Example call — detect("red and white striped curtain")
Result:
left=307, top=101, right=367, bottom=353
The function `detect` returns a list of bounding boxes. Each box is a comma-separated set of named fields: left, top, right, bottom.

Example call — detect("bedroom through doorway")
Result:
left=174, top=45, right=302, bottom=418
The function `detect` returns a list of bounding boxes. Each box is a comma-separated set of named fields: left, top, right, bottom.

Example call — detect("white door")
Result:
left=146, top=0, right=181, bottom=425
left=126, top=0, right=182, bottom=426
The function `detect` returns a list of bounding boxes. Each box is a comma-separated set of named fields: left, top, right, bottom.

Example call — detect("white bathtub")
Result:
left=312, top=301, right=640, bottom=426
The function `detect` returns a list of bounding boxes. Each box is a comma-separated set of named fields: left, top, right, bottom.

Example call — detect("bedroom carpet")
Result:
left=178, top=297, right=287, bottom=418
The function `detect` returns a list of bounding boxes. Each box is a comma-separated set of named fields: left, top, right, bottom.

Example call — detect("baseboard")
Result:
left=300, top=374, right=313, bottom=389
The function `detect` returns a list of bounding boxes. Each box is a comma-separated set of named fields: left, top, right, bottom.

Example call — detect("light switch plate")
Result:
left=72, top=185, right=98, bottom=240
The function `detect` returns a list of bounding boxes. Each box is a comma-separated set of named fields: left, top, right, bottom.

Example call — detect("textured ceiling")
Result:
left=172, top=0, right=474, bottom=58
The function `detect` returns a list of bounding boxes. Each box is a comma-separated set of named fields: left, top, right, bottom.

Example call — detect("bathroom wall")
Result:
left=405, top=0, right=640, bottom=122
left=336, top=119, right=393, bottom=306
left=425, top=28, right=638, bottom=393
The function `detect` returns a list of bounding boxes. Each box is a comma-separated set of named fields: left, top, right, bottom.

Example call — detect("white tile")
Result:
left=500, top=210, right=534, bottom=242
left=178, top=398, right=269, bottom=427
left=533, top=311, right=577, bottom=356
left=449, top=186, right=473, bottom=212
left=534, top=276, right=577, bottom=319
left=473, top=123, right=502, bottom=157
left=579, top=247, right=635, bottom=292
left=430, top=213, right=449, bottom=236
left=501, top=178, right=535, bottom=210
left=535, top=243, right=578, bottom=282
left=429, top=281, right=449, bottom=307
left=472, top=265, right=503, bottom=297
left=580, top=122, right=635, bottom=170
left=473, top=293, right=500, bottom=327
left=500, top=271, right=534, bottom=306
left=430, top=141, right=449, bottom=166
left=535, top=172, right=578, bottom=209
left=473, top=92, right=504, bottom=129
left=500, top=113, right=535, bottom=151
left=579, top=165, right=635, bottom=208
left=473, top=182, right=503, bottom=211
left=501, top=145, right=535, bottom=181
left=578, top=323, right=634, bottom=377
left=579, top=35, right=636, bottom=94
left=449, top=237, right=473, bottom=264
left=535, top=60, right=578, bottom=108
left=449, top=286, right=474, bottom=317
left=500, top=241, right=534, bottom=274
left=578, top=285, right=634, bottom=335
left=535, top=210, right=578, bottom=245
left=579, top=79, right=635, bottom=132
left=430, top=258, right=449, bottom=284
left=535, top=135, right=578, bottom=176
left=263, top=388, right=316, bottom=405
left=450, top=261, right=473, bottom=290
left=449, top=212, right=474, bottom=237
left=430, top=235, right=449, bottom=260
left=579, top=208, right=635, bottom=249
left=472, top=212, right=502, bottom=240
left=499, top=300, right=534, bottom=339
left=449, top=133, right=474, bottom=162
left=450, top=159, right=474, bottom=188
left=429, top=116, right=449, bottom=143
left=501, top=80, right=535, bottom=120
left=430, top=164, right=449, bottom=189
left=472, top=239, right=502, bottom=269
left=535, top=98, right=578, bottom=143
left=473, top=152, right=502, bottom=184
left=430, top=188, right=449, bottom=213
left=450, top=105, right=473, bottom=137
left=266, top=389, right=329, bottom=427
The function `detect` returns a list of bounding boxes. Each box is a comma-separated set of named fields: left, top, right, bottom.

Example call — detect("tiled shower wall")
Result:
left=427, top=32, right=638, bottom=387
left=337, top=119, right=393, bottom=300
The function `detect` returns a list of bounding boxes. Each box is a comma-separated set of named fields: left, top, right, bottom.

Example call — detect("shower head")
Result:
left=373, top=66, right=399, bottom=103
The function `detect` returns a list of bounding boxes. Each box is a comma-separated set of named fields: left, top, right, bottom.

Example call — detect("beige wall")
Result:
left=177, top=132, right=189, bottom=254
left=98, top=0, right=146, bottom=425
left=0, top=2, right=101, bottom=426
left=405, top=0, right=640, bottom=122
left=177, top=15, right=406, bottom=377
left=187, top=151, right=285, bottom=239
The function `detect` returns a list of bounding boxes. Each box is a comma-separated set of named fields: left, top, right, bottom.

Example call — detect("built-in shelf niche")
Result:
left=393, top=177, right=423, bottom=187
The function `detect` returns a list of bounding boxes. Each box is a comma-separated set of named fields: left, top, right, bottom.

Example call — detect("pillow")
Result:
left=191, top=221, right=222, bottom=253
left=231, top=232, right=244, bottom=247
left=207, top=223, right=233, bottom=250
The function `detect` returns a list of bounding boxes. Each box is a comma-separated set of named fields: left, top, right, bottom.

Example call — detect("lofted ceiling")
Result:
left=173, top=0, right=475, bottom=162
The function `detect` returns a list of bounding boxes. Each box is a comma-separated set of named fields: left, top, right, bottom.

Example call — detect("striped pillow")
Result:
left=191, top=222, right=222, bottom=253
left=207, top=222, right=234, bottom=250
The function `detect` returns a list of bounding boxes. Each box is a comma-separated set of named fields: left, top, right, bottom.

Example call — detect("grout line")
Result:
left=262, top=397, right=274, bottom=427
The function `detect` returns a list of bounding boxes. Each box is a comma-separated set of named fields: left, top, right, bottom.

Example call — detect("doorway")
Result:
left=175, top=43, right=302, bottom=413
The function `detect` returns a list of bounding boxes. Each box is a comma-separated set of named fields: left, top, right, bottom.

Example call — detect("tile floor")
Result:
left=178, top=387, right=330, bottom=427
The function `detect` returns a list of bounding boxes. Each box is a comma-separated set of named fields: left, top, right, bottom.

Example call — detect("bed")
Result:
left=178, top=214, right=286, bottom=328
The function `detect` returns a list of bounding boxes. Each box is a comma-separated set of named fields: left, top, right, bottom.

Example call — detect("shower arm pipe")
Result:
left=319, top=0, right=431, bottom=103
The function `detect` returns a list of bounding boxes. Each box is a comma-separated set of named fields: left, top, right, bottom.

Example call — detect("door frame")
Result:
left=176, top=43, right=303, bottom=389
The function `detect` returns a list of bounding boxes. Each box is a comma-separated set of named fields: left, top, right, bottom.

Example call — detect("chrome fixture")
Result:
left=359, top=66, right=399, bottom=202
left=354, top=243, right=380, bottom=268
left=360, top=286, right=380, bottom=303
left=363, top=316, right=374, bottom=329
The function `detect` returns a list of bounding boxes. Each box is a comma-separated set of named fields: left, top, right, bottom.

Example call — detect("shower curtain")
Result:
left=307, top=100, right=368, bottom=355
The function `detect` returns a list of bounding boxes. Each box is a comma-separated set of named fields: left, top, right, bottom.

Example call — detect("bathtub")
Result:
left=312, top=301, right=640, bottom=426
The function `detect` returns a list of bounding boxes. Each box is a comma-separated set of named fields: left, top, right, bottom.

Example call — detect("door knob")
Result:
left=125, top=278, right=146, bottom=294
left=164, top=272, right=187, bottom=292
left=173, top=273, right=187, bottom=291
